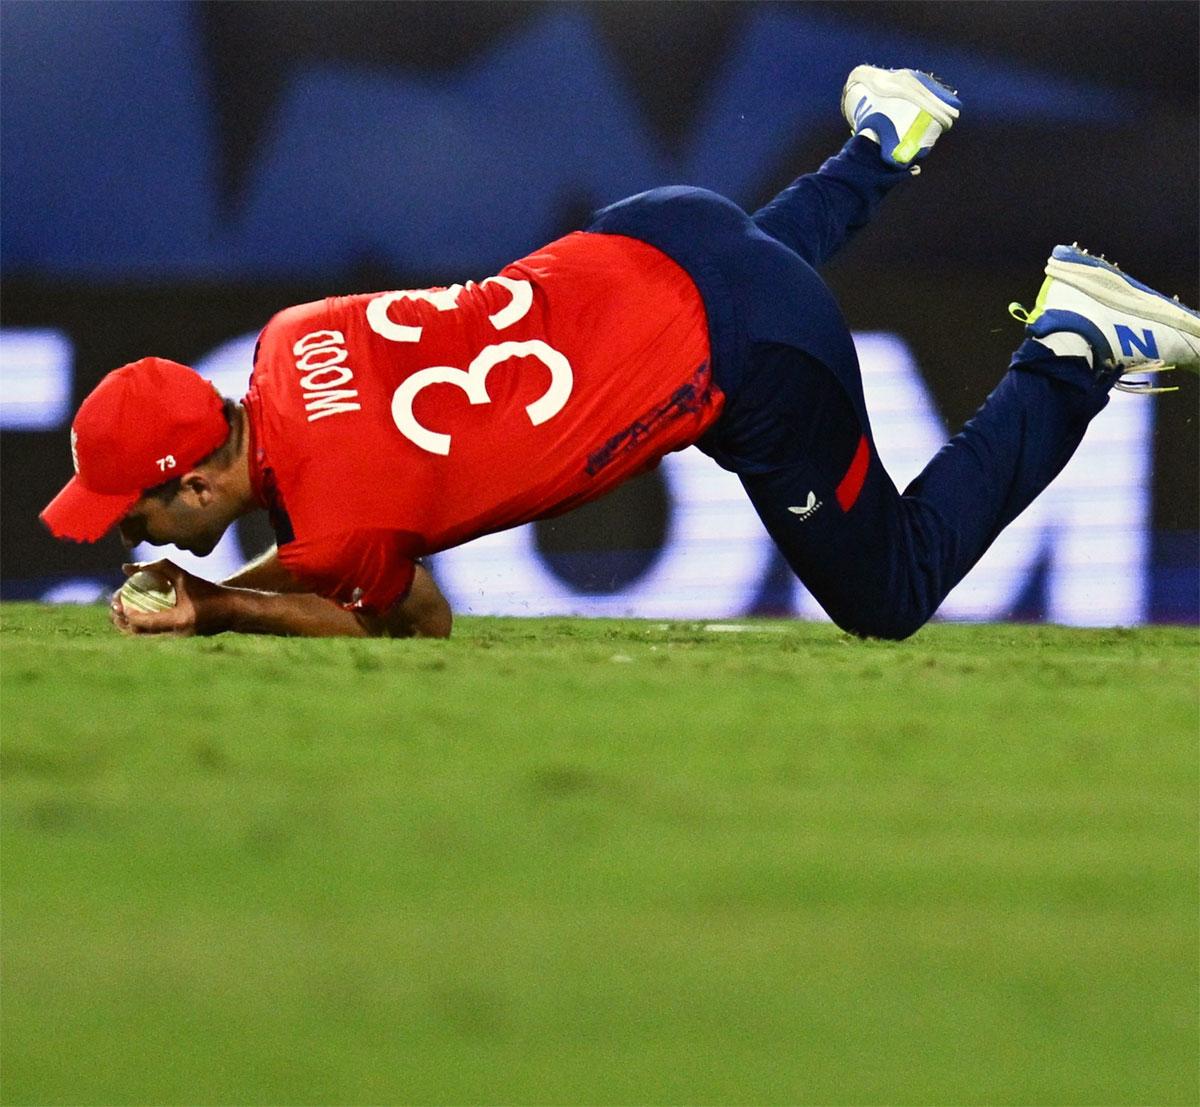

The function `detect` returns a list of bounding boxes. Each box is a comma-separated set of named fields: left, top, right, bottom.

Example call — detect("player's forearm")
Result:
left=216, top=554, right=451, bottom=638
left=208, top=574, right=451, bottom=639
left=211, top=588, right=373, bottom=637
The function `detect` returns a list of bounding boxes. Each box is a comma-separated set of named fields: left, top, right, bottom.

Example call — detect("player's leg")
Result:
left=726, top=247, right=1200, bottom=639
left=750, top=66, right=959, bottom=268
left=734, top=343, right=1115, bottom=639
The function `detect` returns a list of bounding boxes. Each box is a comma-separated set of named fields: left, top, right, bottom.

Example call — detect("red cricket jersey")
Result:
left=243, top=231, right=723, bottom=613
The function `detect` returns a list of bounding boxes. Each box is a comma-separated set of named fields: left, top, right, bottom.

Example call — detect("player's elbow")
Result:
left=371, top=563, right=452, bottom=638
left=411, top=594, right=453, bottom=639
left=379, top=590, right=452, bottom=639
left=409, top=566, right=452, bottom=637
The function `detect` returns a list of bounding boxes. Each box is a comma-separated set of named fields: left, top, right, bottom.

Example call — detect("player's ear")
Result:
left=179, top=471, right=214, bottom=507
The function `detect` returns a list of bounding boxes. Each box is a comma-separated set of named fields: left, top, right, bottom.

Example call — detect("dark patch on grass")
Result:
left=27, top=797, right=100, bottom=833
left=242, top=818, right=288, bottom=857
left=527, top=764, right=604, bottom=798
left=254, top=663, right=292, bottom=683
left=191, top=740, right=228, bottom=773
left=433, top=984, right=510, bottom=1039
left=351, top=649, right=382, bottom=673
left=2, top=746, right=103, bottom=780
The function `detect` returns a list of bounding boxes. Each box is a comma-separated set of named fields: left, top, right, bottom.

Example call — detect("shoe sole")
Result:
left=1046, top=247, right=1200, bottom=368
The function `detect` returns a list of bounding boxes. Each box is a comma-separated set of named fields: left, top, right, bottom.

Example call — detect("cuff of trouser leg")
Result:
left=826, top=135, right=913, bottom=182
left=1009, top=338, right=1117, bottom=397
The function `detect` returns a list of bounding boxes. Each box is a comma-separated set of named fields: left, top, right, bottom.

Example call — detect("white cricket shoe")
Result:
left=841, top=64, right=961, bottom=170
left=1009, top=244, right=1200, bottom=394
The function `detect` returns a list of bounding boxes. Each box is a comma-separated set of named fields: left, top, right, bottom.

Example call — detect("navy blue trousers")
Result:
left=587, top=138, right=1116, bottom=639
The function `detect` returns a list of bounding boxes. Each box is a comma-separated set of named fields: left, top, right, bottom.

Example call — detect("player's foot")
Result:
left=841, top=64, right=961, bottom=170
left=1009, top=244, right=1200, bottom=394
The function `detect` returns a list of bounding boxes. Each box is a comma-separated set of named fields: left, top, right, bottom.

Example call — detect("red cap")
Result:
left=40, top=358, right=228, bottom=542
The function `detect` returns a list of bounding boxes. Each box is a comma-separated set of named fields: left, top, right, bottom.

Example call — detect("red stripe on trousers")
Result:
left=836, top=433, right=870, bottom=512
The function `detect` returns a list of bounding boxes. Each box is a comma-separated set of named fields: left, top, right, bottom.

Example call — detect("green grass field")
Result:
left=2, top=603, right=1197, bottom=1106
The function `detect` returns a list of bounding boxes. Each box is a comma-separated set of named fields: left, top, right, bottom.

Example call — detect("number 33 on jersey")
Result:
left=371, top=276, right=573, bottom=456
left=243, top=231, right=724, bottom=612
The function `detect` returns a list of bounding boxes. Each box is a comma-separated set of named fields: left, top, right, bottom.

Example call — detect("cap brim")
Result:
left=39, top=475, right=140, bottom=543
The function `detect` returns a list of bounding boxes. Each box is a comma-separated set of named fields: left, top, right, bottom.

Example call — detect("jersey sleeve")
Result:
left=276, top=528, right=417, bottom=615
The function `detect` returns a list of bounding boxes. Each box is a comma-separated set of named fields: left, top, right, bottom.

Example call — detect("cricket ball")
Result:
left=119, top=569, right=177, bottom=613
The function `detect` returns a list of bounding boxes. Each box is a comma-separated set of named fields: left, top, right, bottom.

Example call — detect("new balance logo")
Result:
left=788, top=491, right=823, bottom=521
left=1115, top=324, right=1159, bottom=359
left=853, top=95, right=870, bottom=127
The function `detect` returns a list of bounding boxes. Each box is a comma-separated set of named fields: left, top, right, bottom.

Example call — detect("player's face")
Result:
left=118, top=495, right=227, bottom=557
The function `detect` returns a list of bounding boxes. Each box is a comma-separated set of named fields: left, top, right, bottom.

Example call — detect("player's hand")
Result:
left=109, top=559, right=226, bottom=637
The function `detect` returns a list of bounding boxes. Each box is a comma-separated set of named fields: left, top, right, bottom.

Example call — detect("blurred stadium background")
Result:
left=2, top=0, right=1197, bottom=625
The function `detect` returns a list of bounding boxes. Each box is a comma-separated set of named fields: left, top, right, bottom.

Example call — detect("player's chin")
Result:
left=182, top=534, right=221, bottom=557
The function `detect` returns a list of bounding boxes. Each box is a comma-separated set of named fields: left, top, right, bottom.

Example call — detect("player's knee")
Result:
left=832, top=604, right=929, bottom=642
left=855, top=618, right=924, bottom=642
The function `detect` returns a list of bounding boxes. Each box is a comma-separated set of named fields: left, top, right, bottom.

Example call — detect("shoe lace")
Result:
left=1112, top=362, right=1179, bottom=395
